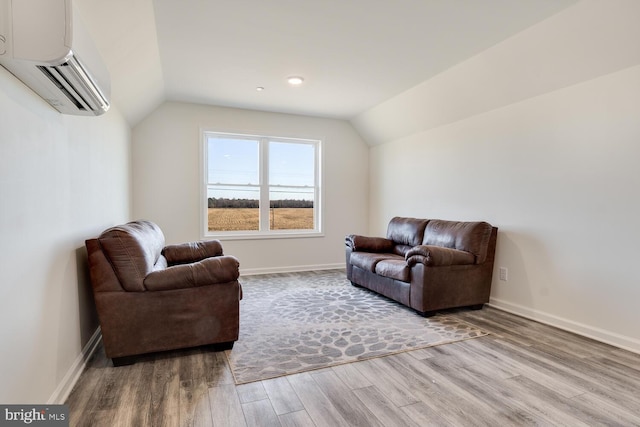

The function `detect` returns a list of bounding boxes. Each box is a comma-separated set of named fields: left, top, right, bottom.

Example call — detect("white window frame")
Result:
left=201, top=131, right=323, bottom=240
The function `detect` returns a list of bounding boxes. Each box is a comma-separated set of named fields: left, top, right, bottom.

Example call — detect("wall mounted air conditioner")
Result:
left=0, top=0, right=110, bottom=116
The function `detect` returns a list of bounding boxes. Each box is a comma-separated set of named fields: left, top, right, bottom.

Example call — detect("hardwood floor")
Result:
left=66, top=306, right=640, bottom=426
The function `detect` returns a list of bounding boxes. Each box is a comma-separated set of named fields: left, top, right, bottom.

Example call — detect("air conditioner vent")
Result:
left=37, top=55, right=109, bottom=114
left=0, top=0, right=111, bottom=116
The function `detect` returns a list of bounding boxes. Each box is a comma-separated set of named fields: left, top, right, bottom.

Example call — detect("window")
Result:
left=203, top=132, right=321, bottom=238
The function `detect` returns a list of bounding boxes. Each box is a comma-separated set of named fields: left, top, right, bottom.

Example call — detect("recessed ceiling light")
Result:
left=287, top=76, right=304, bottom=85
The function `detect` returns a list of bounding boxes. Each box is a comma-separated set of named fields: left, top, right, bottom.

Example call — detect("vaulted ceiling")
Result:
left=76, top=0, right=578, bottom=126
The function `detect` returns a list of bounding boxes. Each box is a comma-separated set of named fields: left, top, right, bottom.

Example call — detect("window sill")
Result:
left=203, top=231, right=324, bottom=241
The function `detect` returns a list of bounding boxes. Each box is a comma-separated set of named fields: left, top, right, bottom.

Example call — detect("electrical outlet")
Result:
left=499, top=267, right=508, bottom=282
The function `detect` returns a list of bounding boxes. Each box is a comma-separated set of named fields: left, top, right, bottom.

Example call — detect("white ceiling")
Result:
left=77, top=0, right=578, bottom=126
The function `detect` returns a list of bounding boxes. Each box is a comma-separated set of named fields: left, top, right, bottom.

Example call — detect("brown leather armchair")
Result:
left=85, top=220, right=242, bottom=365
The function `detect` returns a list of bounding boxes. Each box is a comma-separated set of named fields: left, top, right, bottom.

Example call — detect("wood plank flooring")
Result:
left=66, top=306, right=640, bottom=426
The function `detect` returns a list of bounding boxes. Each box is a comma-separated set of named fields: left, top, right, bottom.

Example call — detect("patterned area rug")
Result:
left=225, top=270, right=488, bottom=384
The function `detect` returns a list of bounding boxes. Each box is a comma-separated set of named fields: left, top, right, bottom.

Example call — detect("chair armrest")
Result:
left=406, top=245, right=475, bottom=267
left=162, top=240, right=224, bottom=265
left=345, top=235, right=394, bottom=252
left=144, top=255, right=239, bottom=291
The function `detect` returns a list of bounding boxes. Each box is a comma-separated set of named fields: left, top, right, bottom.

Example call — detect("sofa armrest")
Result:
left=144, top=255, right=239, bottom=292
left=162, top=240, right=224, bottom=265
left=406, top=245, right=475, bottom=267
left=345, top=235, right=395, bottom=252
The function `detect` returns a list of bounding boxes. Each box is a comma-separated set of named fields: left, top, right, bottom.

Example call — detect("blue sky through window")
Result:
left=207, top=136, right=316, bottom=201
left=208, top=138, right=259, bottom=185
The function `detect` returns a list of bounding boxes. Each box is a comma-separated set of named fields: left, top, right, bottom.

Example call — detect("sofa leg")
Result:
left=350, top=281, right=362, bottom=288
left=211, top=341, right=235, bottom=351
left=112, top=356, right=136, bottom=367
left=417, top=310, right=436, bottom=318
left=469, top=304, right=484, bottom=311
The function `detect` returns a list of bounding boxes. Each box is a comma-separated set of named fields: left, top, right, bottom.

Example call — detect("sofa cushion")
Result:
left=406, top=245, right=476, bottom=267
left=350, top=252, right=402, bottom=272
left=375, top=258, right=410, bottom=282
left=144, top=255, right=240, bottom=291
left=392, top=244, right=413, bottom=257
left=423, top=220, right=493, bottom=264
left=345, top=235, right=394, bottom=252
left=386, top=217, right=429, bottom=247
left=98, top=220, right=165, bottom=291
left=162, top=240, right=224, bottom=265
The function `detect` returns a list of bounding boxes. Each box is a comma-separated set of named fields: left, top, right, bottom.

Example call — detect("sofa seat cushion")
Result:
left=375, top=258, right=410, bottom=282
left=350, top=252, right=402, bottom=272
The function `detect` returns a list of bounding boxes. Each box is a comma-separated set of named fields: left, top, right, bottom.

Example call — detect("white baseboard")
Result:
left=48, top=327, right=102, bottom=404
left=240, top=263, right=344, bottom=276
left=488, top=298, right=640, bottom=355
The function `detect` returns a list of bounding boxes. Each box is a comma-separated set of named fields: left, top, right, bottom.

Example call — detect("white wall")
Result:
left=132, top=102, right=369, bottom=273
left=357, top=0, right=640, bottom=352
left=353, top=0, right=640, bottom=146
left=0, top=68, right=131, bottom=403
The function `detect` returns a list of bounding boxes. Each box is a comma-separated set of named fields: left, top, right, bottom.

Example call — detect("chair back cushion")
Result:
left=422, top=220, right=493, bottom=264
left=97, top=220, right=166, bottom=291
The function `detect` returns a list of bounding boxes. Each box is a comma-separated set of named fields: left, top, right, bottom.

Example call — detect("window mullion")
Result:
left=314, top=142, right=320, bottom=230
left=259, top=138, right=270, bottom=231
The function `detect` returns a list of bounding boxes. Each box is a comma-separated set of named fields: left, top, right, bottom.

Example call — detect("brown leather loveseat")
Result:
left=85, top=220, right=242, bottom=365
left=346, top=217, right=497, bottom=316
